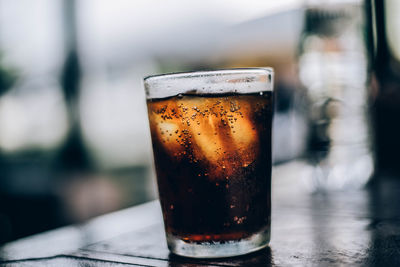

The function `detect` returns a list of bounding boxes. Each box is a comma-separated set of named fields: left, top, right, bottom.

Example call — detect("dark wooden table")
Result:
left=1, top=161, right=400, bottom=266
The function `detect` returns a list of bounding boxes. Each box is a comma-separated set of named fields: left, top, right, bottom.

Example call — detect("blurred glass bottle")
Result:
left=298, top=0, right=374, bottom=190
left=367, top=0, right=400, bottom=175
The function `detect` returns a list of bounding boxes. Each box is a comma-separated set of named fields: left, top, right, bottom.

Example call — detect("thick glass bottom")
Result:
left=166, top=228, right=270, bottom=258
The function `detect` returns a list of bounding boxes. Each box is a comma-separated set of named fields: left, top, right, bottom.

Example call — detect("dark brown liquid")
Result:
left=147, top=92, right=273, bottom=243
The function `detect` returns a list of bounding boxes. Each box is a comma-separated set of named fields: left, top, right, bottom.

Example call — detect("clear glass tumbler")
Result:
left=144, top=68, right=274, bottom=258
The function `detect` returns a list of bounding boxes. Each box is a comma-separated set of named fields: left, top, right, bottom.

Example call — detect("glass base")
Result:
left=166, top=228, right=270, bottom=258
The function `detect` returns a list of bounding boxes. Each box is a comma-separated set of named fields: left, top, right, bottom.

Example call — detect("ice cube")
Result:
left=148, top=103, right=186, bottom=160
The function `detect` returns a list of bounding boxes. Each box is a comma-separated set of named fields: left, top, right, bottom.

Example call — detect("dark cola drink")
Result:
left=144, top=69, right=274, bottom=258
left=147, top=93, right=273, bottom=239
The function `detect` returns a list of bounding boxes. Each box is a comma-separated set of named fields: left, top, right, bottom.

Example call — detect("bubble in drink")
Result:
left=147, top=92, right=273, bottom=243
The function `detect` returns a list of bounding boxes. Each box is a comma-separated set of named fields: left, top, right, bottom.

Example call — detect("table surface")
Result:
left=1, top=161, right=400, bottom=267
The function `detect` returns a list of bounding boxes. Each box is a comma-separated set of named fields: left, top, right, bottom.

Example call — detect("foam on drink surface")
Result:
left=144, top=69, right=273, bottom=99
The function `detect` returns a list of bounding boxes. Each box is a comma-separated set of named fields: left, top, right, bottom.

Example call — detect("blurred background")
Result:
left=0, top=0, right=398, bottom=244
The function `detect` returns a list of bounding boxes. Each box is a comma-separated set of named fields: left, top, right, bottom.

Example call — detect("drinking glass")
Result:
left=144, top=68, right=274, bottom=258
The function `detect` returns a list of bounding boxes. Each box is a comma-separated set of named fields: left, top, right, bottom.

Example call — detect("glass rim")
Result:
left=143, top=67, right=274, bottom=99
left=143, top=67, right=274, bottom=82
